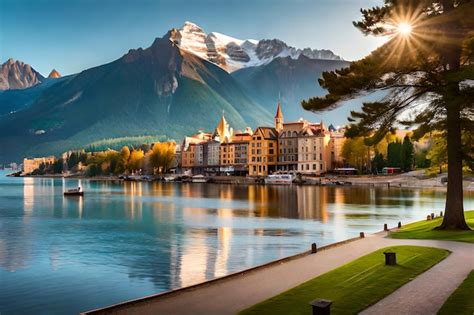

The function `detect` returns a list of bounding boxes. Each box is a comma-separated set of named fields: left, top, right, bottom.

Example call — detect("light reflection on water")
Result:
left=0, top=171, right=473, bottom=314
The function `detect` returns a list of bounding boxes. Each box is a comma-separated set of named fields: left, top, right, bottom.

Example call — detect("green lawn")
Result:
left=240, top=246, right=449, bottom=315
left=390, top=211, right=474, bottom=243
left=438, top=270, right=474, bottom=315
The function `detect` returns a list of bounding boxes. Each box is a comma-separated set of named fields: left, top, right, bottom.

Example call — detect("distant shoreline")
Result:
left=5, top=172, right=474, bottom=191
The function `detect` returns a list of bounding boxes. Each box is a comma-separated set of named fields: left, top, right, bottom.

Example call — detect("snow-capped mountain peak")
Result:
left=170, top=21, right=342, bottom=72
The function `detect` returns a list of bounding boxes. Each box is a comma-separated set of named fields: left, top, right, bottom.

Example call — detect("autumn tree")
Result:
left=302, top=1, right=473, bottom=229
left=147, top=142, right=176, bottom=174
left=342, top=137, right=371, bottom=172
left=128, top=149, right=144, bottom=174
left=114, top=146, right=131, bottom=174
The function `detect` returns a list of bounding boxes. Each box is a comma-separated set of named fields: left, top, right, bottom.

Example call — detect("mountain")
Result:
left=0, top=30, right=272, bottom=162
left=0, top=76, right=67, bottom=117
left=0, top=58, right=45, bottom=90
left=171, top=21, right=343, bottom=72
left=48, top=69, right=61, bottom=78
left=232, top=55, right=350, bottom=121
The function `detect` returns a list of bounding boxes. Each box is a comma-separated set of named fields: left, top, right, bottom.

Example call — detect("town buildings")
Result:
left=248, top=127, right=279, bottom=176
left=179, top=99, right=346, bottom=176
left=23, top=156, right=56, bottom=174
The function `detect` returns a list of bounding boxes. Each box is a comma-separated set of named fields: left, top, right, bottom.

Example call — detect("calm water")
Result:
left=1, top=171, right=473, bottom=314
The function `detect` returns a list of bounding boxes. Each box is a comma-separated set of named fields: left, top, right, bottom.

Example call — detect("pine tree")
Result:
left=302, top=1, right=473, bottom=230
left=401, top=135, right=415, bottom=172
left=387, top=140, right=402, bottom=168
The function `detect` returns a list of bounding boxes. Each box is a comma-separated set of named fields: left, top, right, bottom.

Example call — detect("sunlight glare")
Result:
left=397, top=22, right=412, bottom=36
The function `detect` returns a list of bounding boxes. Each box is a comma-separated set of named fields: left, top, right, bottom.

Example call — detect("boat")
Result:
left=264, top=174, right=295, bottom=185
left=191, top=175, right=208, bottom=183
left=64, top=188, right=84, bottom=196
left=164, top=176, right=176, bottom=182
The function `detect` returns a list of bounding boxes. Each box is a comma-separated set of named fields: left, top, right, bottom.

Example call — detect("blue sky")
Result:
left=1, top=0, right=386, bottom=76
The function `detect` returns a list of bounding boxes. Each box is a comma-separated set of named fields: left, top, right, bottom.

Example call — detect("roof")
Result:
left=254, top=126, right=278, bottom=140
left=275, top=99, right=283, bottom=119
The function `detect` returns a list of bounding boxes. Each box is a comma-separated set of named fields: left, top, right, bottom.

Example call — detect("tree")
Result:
left=415, top=149, right=431, bottom=169
left=387, top=140, right=402, bottom=167
left=128, top=149, right=144, bottom=173
left=115, top=146, right=130, bottom=174
left=401, top=135, right=415, bottom=172
left=148, top=142, right=176, bottom=174
left=427, top=134, right=449, bottom=173
left=52, top=158, right=63, bottom=174
left=341, top=137, right=371, bottom=172
left=67, top=152, right=79, bottom=169
left=372, top=153, right=386, bottom=173
left=302, top=1, right=473, bottom=230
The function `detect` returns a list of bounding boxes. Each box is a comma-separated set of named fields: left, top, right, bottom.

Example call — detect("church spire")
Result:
left=275, top=95, right=283, bottom=133
left=216, top=112, right=231, bottom=142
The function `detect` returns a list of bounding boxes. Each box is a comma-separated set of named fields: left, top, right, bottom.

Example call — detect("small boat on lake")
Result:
left=264, top=174, right=295, bottom=185
left=191, top=175, right=208, bottom=183
left=64, top=187, right=84, bottom=196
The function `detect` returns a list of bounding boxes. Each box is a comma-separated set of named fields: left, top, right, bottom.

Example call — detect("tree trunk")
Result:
left=438, top=96, right=470, bottom=230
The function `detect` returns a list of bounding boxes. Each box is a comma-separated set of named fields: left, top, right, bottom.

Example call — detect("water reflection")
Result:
left=1, top=173, right=473, bottom=315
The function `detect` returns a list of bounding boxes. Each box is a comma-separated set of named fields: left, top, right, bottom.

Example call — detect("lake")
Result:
left=1, top=171, right=473, bottom=314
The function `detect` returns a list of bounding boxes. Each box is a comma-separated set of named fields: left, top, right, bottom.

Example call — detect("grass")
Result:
left=438, top=270, right=474, bottom=315
left=239, top=246, right=449, bottom=315
left=390, top=211, right=474, bottom=243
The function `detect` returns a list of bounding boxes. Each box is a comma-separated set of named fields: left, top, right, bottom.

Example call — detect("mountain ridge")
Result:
left=170, top=21, right=343, bottom=72
left=0, top=58, right=45, bottom=90
left=0, top=30, right=272, bottom=162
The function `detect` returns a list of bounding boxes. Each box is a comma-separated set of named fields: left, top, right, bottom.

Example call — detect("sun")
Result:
left=397, top=22, right=412, bottom=36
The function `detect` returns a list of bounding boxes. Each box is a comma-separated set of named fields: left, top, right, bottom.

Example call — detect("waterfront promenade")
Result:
left=84, top=230, right=474, bottom=315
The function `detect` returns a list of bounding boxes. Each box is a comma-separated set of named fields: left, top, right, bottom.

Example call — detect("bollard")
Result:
left=384, top=223, right=388, bottom=231
left=360, top=232, right=365, bottom=238
left=431, top=213, right=435, bottom=219
left=440, top=211, right=443, bottom=217
left=398, top=221, right=402, bottom=228
left=310, top=299, right=332, bottom=315
left=311, top=243, right=317, bottom=254
left=427, top=215, right=432, bottom=221
left=384, top=252, right=397, bottom=265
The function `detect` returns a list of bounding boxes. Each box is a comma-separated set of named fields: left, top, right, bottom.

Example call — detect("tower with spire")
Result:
left=274, top=96, right=284, bottom=133
left=215, top=112, right=231, bottom=142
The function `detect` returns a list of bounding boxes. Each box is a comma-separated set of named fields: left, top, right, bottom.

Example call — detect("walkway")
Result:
left=361, top=239, right=474, bottom=315
left=84, top=233, right=474, bottom=315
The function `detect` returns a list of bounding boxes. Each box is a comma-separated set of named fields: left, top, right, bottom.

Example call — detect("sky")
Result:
left=1, top=0, right=387, bottom=76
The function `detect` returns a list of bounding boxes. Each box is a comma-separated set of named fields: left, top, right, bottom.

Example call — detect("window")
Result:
left=269, top=142, right=273, bottom=147
left=313, top=164, right=316, bottom=170
left=269, top=149, right=274, bottom=154
left=320, top=153, right=323, bottom=160
left=320, top=164, right=323, bottom=170
left=306, top=164, right=309, bottom=170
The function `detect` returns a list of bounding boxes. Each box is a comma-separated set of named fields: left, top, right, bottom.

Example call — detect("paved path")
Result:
left=85, top=234, right=474, bottom=315
left=361, top=239, right=474, bottom=315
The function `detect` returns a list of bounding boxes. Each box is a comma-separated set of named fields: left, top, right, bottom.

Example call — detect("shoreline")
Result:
left=82, top=232, right=376, bottom=315
left=7, top=172, right=474, bottom=191
left=82, top=214, right=472, bottom=315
